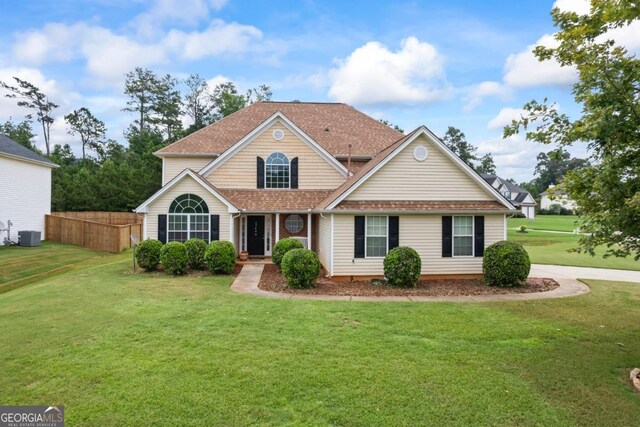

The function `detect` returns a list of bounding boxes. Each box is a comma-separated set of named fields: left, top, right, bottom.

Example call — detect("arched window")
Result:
left=168, top=194, right=210, bottom=242
left=265, top=152, right=289, bottom=188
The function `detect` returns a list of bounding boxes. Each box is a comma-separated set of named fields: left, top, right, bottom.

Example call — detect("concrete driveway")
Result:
left=530, top=264, right=640, bottom=282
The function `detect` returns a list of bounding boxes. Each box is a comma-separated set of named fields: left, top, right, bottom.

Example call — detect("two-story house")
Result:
left=480, top=173, right=536, bottom=219
left=135, top=102, right=516, bottom=279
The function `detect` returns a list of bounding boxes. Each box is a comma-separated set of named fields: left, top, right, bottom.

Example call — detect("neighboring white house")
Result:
left=541, top=185, right=577, bottom=212
left=0, top=134, right=58, bottom=243
left=480, top=173, right=537, bottom=219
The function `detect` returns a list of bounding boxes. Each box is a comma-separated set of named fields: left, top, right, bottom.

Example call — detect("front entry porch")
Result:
left=234, top=212, right=318, bottom=258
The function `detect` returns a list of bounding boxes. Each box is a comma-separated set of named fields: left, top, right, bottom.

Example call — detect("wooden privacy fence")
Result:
left=46, top=213, right=143, bottom=253
left=51, top=211, right=143, bottom=225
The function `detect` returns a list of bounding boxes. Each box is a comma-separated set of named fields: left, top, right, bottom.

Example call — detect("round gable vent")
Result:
left=413, top=145, right=428, bottom=161
left=272, top=129, right=285, bottom=141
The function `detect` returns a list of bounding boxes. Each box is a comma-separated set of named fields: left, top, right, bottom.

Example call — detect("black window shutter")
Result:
left=257, top=156, right=265, bottom=188
left=290, top=157, right=298, bottom=189
left=474, top=216, right=485, bottom=257
left=158, top=214, right=167, bottom=244
left=442, top=216, right=452, bottom=257
left=388, top=216, right=399, bottom=251
left=210, top=215, right=220, bottom=242
left=354, top=216, right=365, bottom=258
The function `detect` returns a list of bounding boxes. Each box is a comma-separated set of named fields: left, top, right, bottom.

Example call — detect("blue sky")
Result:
left=0, top=0, right=621, bottom=182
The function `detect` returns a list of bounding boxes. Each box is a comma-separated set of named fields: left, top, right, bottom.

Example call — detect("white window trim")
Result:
left=452, top=215, right=474, bottom=258
left=167, top=213, right=211, bottom=243
left=265, top=152, right=291, bottom=189
left=364, top=215, right=389, bottom=259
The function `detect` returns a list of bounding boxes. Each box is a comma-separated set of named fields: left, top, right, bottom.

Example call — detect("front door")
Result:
left=247, top=216, right=265, bottom=256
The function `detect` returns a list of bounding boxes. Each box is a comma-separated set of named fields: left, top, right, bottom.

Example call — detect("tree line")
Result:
left=0, top=68, right=271, bottom=211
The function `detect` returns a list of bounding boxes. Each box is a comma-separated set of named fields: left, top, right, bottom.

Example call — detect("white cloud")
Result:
left=553, top=0, right=591, bottom=15
left=206, top=74, right=231, bottom=88
left=10, top=19, right=263, bottom=86
left=164, top=20, right=263, bottom=60
left=464, top=81, right=511, bottom=111
left=487, top=107, right=526, bottom=130
left=327, top=37, right=449, bottom=105
left=132, top=0, right=229, bottom=37
left=503, top=34, right=578, bottom=88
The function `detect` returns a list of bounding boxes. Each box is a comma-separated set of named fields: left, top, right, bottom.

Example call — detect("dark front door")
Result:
left=247, top=216, right=265, bottom=256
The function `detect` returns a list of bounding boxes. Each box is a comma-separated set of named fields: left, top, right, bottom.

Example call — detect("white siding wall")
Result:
left=0, top=156, right=52, bottom=241
left=347, top=134, right=494, bottom=201
left=145, top=175, right=230, bottom=243
left=163, top=157, right=215, bottom=185
left=206, top=120, right=346, bottom=189
left=317, top=214, right=331, bottom=273
left=332, top=214, right=505, bottom=276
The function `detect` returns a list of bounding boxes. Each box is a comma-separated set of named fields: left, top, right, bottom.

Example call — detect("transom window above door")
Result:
left=265, top=152, right=290, bottom=188
left=168, top=193, right=210, bottom=242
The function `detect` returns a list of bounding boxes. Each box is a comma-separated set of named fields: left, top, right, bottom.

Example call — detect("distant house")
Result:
left=541, top=185, right=577, bottom=212
left=0, top=134, right=58, bottom=243
left=480, top=173, right=536, bottom=219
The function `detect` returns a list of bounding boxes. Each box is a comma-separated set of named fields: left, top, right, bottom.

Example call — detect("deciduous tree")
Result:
left=504, top=1, right=640, bottom=259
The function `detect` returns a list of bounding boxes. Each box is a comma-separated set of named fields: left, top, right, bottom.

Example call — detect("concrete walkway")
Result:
left=226, top=263, right=640, bottom=303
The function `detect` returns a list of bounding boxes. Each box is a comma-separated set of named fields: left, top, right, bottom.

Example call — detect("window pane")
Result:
left=366, top=216, right=387, bottom=236
left=453, top=236, right=473, bottom=256
left=366, top=236, right=387, bottom=257
left=453, top=216, right=473, bottom=236
left=266, top=152, right=290, bottom=188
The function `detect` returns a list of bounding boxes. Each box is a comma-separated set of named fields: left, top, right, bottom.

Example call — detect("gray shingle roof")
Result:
left=0, top=134, right=58, bottom=167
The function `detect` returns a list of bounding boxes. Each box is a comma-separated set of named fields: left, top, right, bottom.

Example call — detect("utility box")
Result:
left=18, top=230, right=41, bottom=247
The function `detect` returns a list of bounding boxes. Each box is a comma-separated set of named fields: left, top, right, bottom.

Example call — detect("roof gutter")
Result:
left=0, top=152, right=59, bottom=168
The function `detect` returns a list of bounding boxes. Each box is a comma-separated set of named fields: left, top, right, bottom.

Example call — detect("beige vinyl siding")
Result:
left=145, top=175, right=230, bottom=243
left=163, top=157, right=215, bottom=185
left=206, top=121, right=346, bottom=189
left=317, top=214, right=331, bottom=272
left=347, top=134, right=494, bottom=201
left=332, top=214, right=505, bottom=276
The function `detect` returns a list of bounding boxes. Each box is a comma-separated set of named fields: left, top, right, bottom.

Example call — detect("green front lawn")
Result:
left=508, top=229, right=640, bottom=271
left=1, top=255, right=639, bottom=426
left=0, top=241, right=109, bottom=293
left=510, top=215, right=579, bottom=232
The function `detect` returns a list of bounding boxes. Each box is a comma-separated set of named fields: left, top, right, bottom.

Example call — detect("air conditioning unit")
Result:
left=18, top=230, right=41, bottom=247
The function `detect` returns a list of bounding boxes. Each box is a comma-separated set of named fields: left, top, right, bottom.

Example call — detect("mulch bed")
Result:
left=258, top=264, right=559, bottom=297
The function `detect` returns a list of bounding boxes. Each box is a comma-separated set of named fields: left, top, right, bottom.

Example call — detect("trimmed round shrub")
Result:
left=205, top=240, right=236, bottom=274
left=383, top=246, right=422, bottom=287
left=135, top=239, right=163, bottom=271
left=184, top=238, right=207, bottom=270
left=272, top=238, right=304, bottom=267
left=483, top=241, right=531, bottom=287
left=281, top=248, right=320, bottom=289
left=160, top=241, right=188, bottom=275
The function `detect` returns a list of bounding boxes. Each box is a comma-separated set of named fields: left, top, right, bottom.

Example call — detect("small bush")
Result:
left=160, top=241, right=188, bottom=275
left=205, top=240, right=236, bottom=274
left=135, top=239, right=163, bottom=271
left=281, top=248, right=320, bottom=289
left=483, top=241, right=531, bottom=287
left=383, top=246, right=422, bottom=287
left=184, top=238, right=207, bottom=270
left=272, top=238, right=304, bottom=267
left=519, top=225, right=527, bottom=233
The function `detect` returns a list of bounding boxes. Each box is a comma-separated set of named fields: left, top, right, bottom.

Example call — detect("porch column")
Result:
left=307, top=212, right=312, bottom=250
left=229, top=214, right=235, bottom=248
left=275, top=213, right=280, bottom=243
